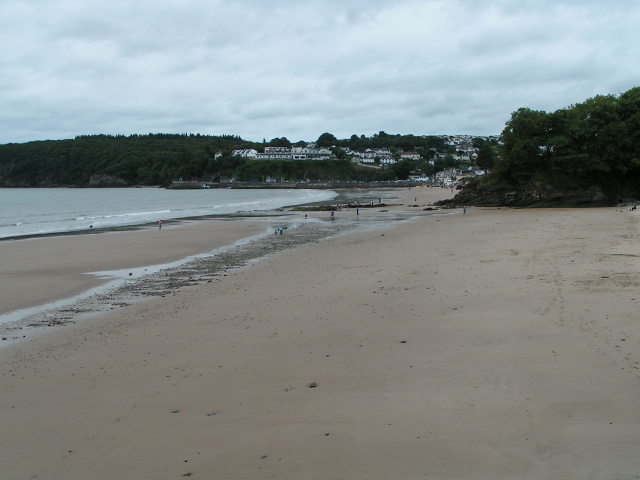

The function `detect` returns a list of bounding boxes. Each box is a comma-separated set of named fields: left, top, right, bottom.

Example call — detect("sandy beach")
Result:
left=2, top=187, right=640, bottom=479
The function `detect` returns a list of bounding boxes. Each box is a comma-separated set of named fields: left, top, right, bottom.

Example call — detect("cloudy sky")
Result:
left=1, top=0, right=639, bottom=144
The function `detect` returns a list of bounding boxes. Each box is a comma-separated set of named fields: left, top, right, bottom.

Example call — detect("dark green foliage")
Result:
left=267, top=137, right=292, bottom=148
left=316, top=133, right=338, bottom=147
left=315, top=131, right=445, bottom=153
left=476, top=145, right=495, bottom=171
left=0, top=134, right=258, bottom=186
left=0, top=131, right=452, bottom=186
left=495, top=87, right=640, bottom=201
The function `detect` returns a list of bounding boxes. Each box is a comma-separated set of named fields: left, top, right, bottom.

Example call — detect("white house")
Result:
left=232, top=149, right=258, bottom=158
left=401, top=151, right=421, bottom=160
left=256, top=147, right=293, bottom=160
left=291, top=147, right=333, bottom=160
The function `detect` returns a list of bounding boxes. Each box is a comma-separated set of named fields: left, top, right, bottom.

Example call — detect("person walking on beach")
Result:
left=463, top=206, right=467, bottom=215
left=330, top=210, right=335, bottom=221
left=158, top=220, right=162, bottom=230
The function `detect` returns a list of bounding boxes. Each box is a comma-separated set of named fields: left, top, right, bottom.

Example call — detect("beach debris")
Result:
left=171, top=409, right=180, bottom=414
left=58, top=308, right=92, bottom=314
left=308, top=382, right=318, bottom=388
left=27, top=317, right=76, bottom=327
left=11, top=222, right=361, bottom=332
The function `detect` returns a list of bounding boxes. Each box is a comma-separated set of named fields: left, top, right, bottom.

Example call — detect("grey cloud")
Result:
left=1, top=0, right=639, bottom=143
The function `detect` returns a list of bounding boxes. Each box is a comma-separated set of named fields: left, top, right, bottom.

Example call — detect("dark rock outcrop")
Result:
left=88, top=173, right=127, bottom=187
left=439, top=179, right=612, bottom=208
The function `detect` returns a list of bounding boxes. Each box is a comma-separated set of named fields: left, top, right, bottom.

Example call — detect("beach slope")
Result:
left=1, top=195, right=640, bottom=479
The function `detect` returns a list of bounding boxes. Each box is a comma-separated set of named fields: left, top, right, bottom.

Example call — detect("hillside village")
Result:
left=233, top=134, right=498, bottom=163
left=231, top=134, right=499, bottom=185
left=0, top=132, right=500, bottom=188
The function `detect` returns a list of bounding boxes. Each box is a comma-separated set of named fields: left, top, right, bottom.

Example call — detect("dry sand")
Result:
left=1, top=187, right=640, bottom=479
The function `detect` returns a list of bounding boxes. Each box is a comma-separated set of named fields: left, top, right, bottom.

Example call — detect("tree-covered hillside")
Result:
left=453, top=86, right=640, bottom=206
left=0, top=132, right=451, bottom=187
left=0, top=134, right=257, bottom=186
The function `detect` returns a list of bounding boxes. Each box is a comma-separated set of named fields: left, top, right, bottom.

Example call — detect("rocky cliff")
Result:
left=88, top=173, right=127, bottom=187
left=439, top=179, right=616, bottom=208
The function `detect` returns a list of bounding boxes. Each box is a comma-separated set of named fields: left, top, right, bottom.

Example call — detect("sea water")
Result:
left=0, top=187, right=337, bottom=239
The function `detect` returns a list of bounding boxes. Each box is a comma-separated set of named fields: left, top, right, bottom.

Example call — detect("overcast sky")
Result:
left=1, top=0, right=639, bottom=144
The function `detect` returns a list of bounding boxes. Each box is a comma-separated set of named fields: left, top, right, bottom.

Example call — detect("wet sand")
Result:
left=0, top=218, right=268, bottom=316
left=2, top=187, right=640, bottom=479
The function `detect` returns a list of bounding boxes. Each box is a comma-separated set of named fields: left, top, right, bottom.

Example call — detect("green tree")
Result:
left=268, top=137, right=291, bottom=147
left=316, top=132, right=338, bottom=147
left=391, top=159, right=413, bottom=180
left=476, top=145, right=495, bottom=171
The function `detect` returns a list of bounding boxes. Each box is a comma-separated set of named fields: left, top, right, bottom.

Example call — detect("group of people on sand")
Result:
left=155, top=195, right=467, bottom=235
left=330, top=205, right=360, bottom=221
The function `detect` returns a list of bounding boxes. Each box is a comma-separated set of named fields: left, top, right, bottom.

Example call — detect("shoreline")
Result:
left=0, top=187, right=454, bottom=338
left=0, top=186, right=405, bottom=243
left=0, top=212, right=293, bottom=243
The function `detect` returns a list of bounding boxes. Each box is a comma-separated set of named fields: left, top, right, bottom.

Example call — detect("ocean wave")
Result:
left=75, top=210, right=173, bottom=221
left=0, top=188, right=337, bottom=239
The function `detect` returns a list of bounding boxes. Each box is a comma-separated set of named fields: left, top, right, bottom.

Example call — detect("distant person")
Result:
left=463, top=206, right=467, bottom=215
left=330, top=210, right=335, bottom=221
left=158, top=220, right=162, bottom=230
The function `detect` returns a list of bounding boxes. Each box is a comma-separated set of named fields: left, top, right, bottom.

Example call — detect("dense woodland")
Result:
left=0, top=132, right=458, bottom=186
left=1, top=87, right=639, bottom=205
left=485, top=86, right=640, bottom=204
left=0, top=134, right=252, bottom=186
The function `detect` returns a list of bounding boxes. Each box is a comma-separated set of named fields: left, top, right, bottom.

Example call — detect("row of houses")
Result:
left=232, top=146, right=424, bottom=165
left=233, top=135, right=502, bottom=163
left=233, top=146, right=333, bottom=161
